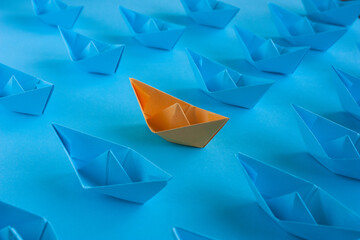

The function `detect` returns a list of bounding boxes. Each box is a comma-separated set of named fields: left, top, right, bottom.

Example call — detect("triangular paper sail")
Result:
left=180, top=0, right=239, bottom=28
left=119, top=7, right=185, bottom=50
left=237, top=153, right=360, bottom=240
left=186, top=49, right=273, bottom=108
left=268, top=3, right=347, bottom=51
left=32, top=0, right=83, bottom=29
left=52, top=124, right=172, bottom=204
left=0, top=63, right=54, bottom=115
left=130, top=78, right=229, bottom=148
left=59, top=28, right=125, bottom=74
left=235, top=26, right=309, bottom=74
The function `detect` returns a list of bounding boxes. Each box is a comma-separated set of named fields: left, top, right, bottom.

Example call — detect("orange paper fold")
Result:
left=130, top=78, right=229, bottom=148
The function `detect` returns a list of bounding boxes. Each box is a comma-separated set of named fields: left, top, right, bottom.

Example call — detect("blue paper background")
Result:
left=1, top=0, right=360, bottom=239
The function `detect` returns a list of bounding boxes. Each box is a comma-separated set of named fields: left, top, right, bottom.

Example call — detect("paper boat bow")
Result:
left=180, top=0, right=239, bottom=28
left=186, top=49, right=273, bottom=108
left=173, top=227, right=215, bottom=240
left=130, top=78, right=229, bottom=148
left=293, top=105, right=360, bottom=180
left=268, top=3, right=347, bottom=51
left=32, top=0, right=83, bottom=29
left=0, top=201, right=57, bottom=240
left=301, top=0, right=360, bottom=26
left=119, top=7, right=185, bottom=50
left=0, top=63, right=54, bottom=115
left=333, top=67, right=360, bottom=121
left=235, top=26, right=309, bottom=74
left=52, top=124, right=172, bottom=204
left=237, top=153, right=360, bottom=240
left=59, top=28, right=125, bottom=74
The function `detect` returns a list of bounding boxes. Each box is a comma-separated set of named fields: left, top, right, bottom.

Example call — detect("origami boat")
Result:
left=333, top=67, right=360, bottom=121
left=0, top=63, right=54, bottom=115
left=119, top=6, right=185, bottom=50
left=268, top=3, right=347, bottom=51
left=237, top=152, right=360, bottom=240
left=173, top=227, right=214, bottom=240
left=234, top=26, right=309, bottom=74
left=186, top=49, right=273, bottom=108
left=32, top=0, right=83, bottom=29
left=301, top=0, right=360, bottom=26
left=179, top=0, right=239, bottom=28
left=52, top=124, right=172, bottom=204
left=130, top=78, right=229, bottom=148
left=0, top=201, right=57, bottom=240
left=293, top=105, right=360, bottom=180
left=59, top=28, right=125, bottom=75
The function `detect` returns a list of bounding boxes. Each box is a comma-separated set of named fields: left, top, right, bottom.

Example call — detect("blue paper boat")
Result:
left=237, top=152, right=360, bottom=240
left=32, top=0, right=83, bottom=29
left=186, top=49, right=273, bottom=108
left=301, top=0, right=360, bottom=26
left=173, top=227, right=214, bottom=240
left=0, top=63, right=54, bottom=115
left=268, top=3, right=347, bottom=51
left=293, top=104, right=360, bottom=180
left=52, top=124, right=172, bottom=204
left=119, top=6, right=185, bottom=50
left=333, top=67, right=360, bottom=120
left=234, top=26, right=309, bottom=75
left=180, top=0, right=239, bottom=28
left=0, top=201, right=57, bottom=240
left=59, top=28, right=125, bottom=75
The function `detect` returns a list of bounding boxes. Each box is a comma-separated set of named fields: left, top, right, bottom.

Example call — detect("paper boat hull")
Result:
left=36, top=6, right=83, bottom=29
left=135, top=29, right=185, bottom=50
left=285, top=30, right=347, bottom=51
left=313, top=154, right=360, bottom=180
left=208, top=84, right=272, bottom=108
left=252, top=47, right=309, bottom=74
left=0, top=85, right=54, bottom=115
left=180, top=0, right=239, bottom=29
left=156, top=118, right=228, bottom=148
left=278, top=220, right=360, bottom=240
left=302, top=0, right=360, bottom=26
left=88, top=180, right=169, bottom=204
left=76, top=45, right=125, bottom=74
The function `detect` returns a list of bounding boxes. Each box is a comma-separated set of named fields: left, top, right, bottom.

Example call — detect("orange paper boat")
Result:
left=130, top=78, right=229, bottom=148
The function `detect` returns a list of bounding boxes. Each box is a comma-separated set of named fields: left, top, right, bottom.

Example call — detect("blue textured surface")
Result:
left=0, top=0, right=360, bottom=239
